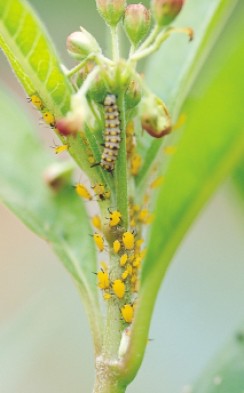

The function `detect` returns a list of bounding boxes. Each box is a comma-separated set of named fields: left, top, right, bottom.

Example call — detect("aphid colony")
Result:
left=92, top=201, right=151, bottom=325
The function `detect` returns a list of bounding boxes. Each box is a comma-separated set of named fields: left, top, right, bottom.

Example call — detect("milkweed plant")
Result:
left=0, top=0, right=244, bottom=392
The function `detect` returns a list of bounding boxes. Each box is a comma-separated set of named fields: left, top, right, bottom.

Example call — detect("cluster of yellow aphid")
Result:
left=91, top=200, right=152, bottom=325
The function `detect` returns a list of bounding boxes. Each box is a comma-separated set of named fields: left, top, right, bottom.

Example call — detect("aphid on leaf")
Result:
left=28, top=94, right=44, bottom=110
left=122, top=231, right=135, bottom=250
left=93, top=233, right=105, bottom=252
left=121, top=304, right=134, bottom=324
left=52, top=143, right=68, bottom=155
left=112, top=279, right=125, bottom=299
left=109, top=209, right=122, bottom=227
left=75, top=183, right=92, bottom=200
left=42, top=111, right=56, bottom=128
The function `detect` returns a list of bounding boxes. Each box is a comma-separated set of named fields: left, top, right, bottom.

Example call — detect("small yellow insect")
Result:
left=138, top=209, right=153, bottom=224
left=130, top=153, right=142, bottom=176
left=93, top=233, right=104, bottom=252
left=53, top=144, right=68, bottom=154
left=92, top=183, right=110, bottom=201
left=120, top=254, right=128, bottom=267
left=121, top=304, right=134, bottom=323
left=29, top=94, right=44, bottom=110
left=122, top=231, right=135, bottom=250
left=109, top=210, right=122, bottom=227
left=126, top=264, right=133, bottom=276
left=97, top=270, right=109, bottom=290
left=103, top=293, right=111, bottom=300
left=113, top=239, right=121, bottom=254
left=121, top=270, right=129, bottom=280
left=150, top=176, right=164, bottom=189
left=133, top=256, right=142, bottom=268
left=92, top=215, right=102, bottom=231
left=112, top=279, right=125, bottom=299
left=42, top=111, right=56, bottom=127
left=75, top=183, right=92, bottom=200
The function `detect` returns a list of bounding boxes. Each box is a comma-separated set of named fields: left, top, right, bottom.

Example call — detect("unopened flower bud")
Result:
left=124, top=4, right=151, bottom=46
left=56, top=95, right=88, bottom=136
left=43, top=162, right=74, bottom=192
left=96, top=0, right=126, bottom=27
left=125, top=79, right=142, bottom=109
left=66, top=27, right=101, bottom=60
left=151, top=0, right=185, bottom=26
left=140, top=94, right=171, bottom=138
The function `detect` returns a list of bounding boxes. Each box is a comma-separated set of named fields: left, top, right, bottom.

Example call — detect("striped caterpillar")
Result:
left=100, top=94, right=121, bottom=172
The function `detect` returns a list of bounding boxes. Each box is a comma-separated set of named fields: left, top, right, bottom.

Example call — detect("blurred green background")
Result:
left=1, top=1, right=244, bottom=392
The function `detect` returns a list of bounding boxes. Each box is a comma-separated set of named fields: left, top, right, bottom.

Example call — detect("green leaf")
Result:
left=0, top=0, right=72, bottom=113
left=192, top=328, right=244, bottom=393
left=0, top=87, right=102, bottom=351
left=0, top=0, right=107, bottom=184
left=232, top=161, right=244, bottom=203
left=121, top=0, right=244, bottom=382
left=137, top=0, right=239, bottom=186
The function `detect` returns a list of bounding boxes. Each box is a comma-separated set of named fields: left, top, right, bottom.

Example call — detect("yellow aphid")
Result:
left=120, top=254, right=128, bottom=267
left=42, top=111, right=55, bottom=127
left=113, top=239, right=121, bottom=254
left=138, top=209, right=153, bottom=224
left=122, top=231, right=135, bottom=250
left=53, top=144, right=68, bottom=154
left=130, top=153, right=142, bottom=176
left=121, top=304, right=134, bottom=323
left=121, top=270, right=129, bottom=280
left=29, top=94, right=43, bottom=110
left=88, top=154, right=95, bottom=164
left=75, top=184, right=92, bottom=200
left=92, top=215, right=102, bottom=231
left=109, top=210, right=122, bottom=227
left=133, top=256, right=142, bottom=268
left=112, top=279, right=125, bottom=299
left=92, top=183, right=110, bottom=201
left=150, top=176, right=164, bottom=189
left=130, top=218, right=136, bottom=227
left=97, top=270, right=109, bottom=289
left=164, top=146, right=177, bottom=155
left=132, top=204, right=140, bottom=213
left=135, top=239, right=144, bottom=248
left=93, top=233, right=104, bottom=252
left=100, top=261, right=109, bottom=272
left=126, top=264, right=133, bottom=276
left=103, top=293, right=111, bottom=300
left=131, top=275, right=137, bottom=284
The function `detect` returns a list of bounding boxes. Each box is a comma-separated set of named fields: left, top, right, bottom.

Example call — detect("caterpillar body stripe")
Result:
left=100, top=94, right=121, bottom=172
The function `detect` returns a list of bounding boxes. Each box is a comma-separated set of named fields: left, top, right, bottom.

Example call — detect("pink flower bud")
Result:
left=124, top=4, right=151, bottom=46
left=96, top=0, right=126, bottom=26
left=151, top=0, right=185, bottom=26
left=66, top=27, right=101, bottom=60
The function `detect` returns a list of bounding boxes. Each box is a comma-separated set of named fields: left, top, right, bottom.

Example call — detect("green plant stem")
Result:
left=66, top=54, right=95, bottom=77
left=115, top=92, right=128, bottom=228
left=131, top=27, right=192, bottom=62
left=111, top=25, right=120, bottom=61
left=93, top=360, right=126, bottom=393
left=138, top=24, right=161, bottom=51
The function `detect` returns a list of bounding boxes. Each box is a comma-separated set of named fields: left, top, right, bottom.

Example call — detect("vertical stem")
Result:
left=115, top=91, right=129, bottom=228
left=93, top=360, right=126, bottom=393
left=111, top=25, right=120, bottom=61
